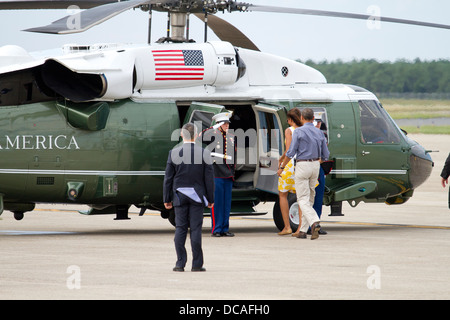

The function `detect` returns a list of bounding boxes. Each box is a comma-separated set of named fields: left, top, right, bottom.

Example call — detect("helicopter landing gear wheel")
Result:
left=13, top=211, right=24, bottom=221
left=273, top=193, right=299, bottom=231
left=272, top=200, right=283, bottom=231
left=287, top=193, right=300, bottom=231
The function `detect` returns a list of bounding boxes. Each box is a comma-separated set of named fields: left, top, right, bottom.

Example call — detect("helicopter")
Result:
left=0, top=0, right=446, bottom=231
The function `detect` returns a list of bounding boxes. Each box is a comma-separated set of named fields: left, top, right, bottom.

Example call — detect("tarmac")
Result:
left=0, top=134, right=449, bottom=301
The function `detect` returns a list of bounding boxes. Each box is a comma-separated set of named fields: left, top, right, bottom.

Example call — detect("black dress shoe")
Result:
left=173, top=267, right=184, bottom=272
left=211, top=232, right=222, bottom=237
left=221, top=232, right=235, bottom=237
left=295, top=231, right=307, bottom=239
left=191, top=267, right=206, bottom=272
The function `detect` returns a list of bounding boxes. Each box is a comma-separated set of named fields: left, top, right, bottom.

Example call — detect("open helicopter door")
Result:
left=182, top=101, right=227, bottom=133
left=253, top=103, right=286, bottom=194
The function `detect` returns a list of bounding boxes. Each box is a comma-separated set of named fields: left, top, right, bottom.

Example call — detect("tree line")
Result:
left=302, top=59, right=450, bottom=95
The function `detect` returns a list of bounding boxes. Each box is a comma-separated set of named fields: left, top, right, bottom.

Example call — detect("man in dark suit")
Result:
left=441, top=153, right=450, bottom=209
left=163, top=123, right=215, bottom=272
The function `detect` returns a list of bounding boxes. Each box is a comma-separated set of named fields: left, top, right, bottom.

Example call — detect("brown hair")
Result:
left=181, top=122, right=197, bottom=140
left=287, top=108, right=302, bottom=126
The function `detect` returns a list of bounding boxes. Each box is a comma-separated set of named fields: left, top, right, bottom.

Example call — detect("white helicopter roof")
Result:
left=0, top=41, right=376, bottom=103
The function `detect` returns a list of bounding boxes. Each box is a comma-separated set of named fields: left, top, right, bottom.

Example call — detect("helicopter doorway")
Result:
left=181, top=101, right=284, bottom=196
left=252, top=103, right=285, bottom=195
left=219, top=102, right=284, bottom=195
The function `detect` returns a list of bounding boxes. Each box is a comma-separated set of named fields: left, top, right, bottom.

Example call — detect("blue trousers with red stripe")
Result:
left=211, top=177, right=233, bottom=234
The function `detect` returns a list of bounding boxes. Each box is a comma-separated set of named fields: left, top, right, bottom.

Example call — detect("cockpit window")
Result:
left=358, top=100, right=401, bottom=144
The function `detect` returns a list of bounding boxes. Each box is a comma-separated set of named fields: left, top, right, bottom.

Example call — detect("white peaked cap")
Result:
left=212, top=111, right=233, bottom=124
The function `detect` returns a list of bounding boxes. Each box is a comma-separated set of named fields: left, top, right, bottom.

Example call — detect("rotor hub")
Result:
left=143, top=0, right=251, bottom=14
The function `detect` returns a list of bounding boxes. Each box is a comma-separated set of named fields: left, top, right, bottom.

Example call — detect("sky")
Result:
left=0, top=0, right=449, bottom=62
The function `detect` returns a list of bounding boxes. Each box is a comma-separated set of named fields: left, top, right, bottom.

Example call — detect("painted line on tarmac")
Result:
left=232, top=216, right=450, bottom=231
left=32, top=208, right=160, bottom=216
left=18, top=208, right=450, bottom=231
left=0, top=230, right=77, bottom=235
left=322, top=220, right=450, bottom=230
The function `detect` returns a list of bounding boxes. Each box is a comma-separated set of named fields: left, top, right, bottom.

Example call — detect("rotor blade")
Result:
left=23, top=0, right=152, bottom=34
left=194, top=13, right=259, bottom=51
left=0, top=0, right=118, bottom=9
left=248, top=5, right=450, bottom=30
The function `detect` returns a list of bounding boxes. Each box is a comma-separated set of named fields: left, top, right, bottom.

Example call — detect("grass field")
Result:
left=398, top=125, right=450, bottom=134
left=380, top=99, right=450, bottom=134
left=381, top=99, right=450, bottom=119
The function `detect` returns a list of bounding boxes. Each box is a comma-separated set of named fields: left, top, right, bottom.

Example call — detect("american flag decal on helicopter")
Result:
left=152, top=49, right=204, bottom=81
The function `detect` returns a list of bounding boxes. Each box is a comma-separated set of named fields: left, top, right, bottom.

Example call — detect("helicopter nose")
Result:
left=408, top=140, right=434, bottom=189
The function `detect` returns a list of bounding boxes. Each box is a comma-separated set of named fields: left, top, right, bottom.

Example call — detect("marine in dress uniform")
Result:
left=198, top=111, right=236, bottom=237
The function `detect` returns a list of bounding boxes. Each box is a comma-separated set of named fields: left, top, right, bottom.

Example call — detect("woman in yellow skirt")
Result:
left=277, top=108, right=302, bottom=235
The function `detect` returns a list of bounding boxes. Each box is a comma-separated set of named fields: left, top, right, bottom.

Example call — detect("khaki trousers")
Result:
left=294, top=161, right=321, bottom=233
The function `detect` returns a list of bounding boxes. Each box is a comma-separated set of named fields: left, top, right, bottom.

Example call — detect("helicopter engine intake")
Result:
left=37, top=41, right=245, bottom=102
left=41, top=59, right=107, bottom=102
left=37, top=46, right=137, bottom=102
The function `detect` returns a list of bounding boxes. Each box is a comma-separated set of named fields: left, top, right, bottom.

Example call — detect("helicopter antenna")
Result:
left=203, top=11, right=208, bottom=42
left=147, top=4, right=152, bottom=44
left=186, top=12, right=190, bottom=40
left=166, top=11, right=170, bottom=39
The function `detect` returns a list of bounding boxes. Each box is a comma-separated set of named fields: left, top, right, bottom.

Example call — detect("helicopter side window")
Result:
left=189, top=110, right=214, bottom=132
left=295, top=107, right=329, bottom=143
left=358, top=100, right=401, bottom=144
left=258, top=111, right=282, bottom=154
